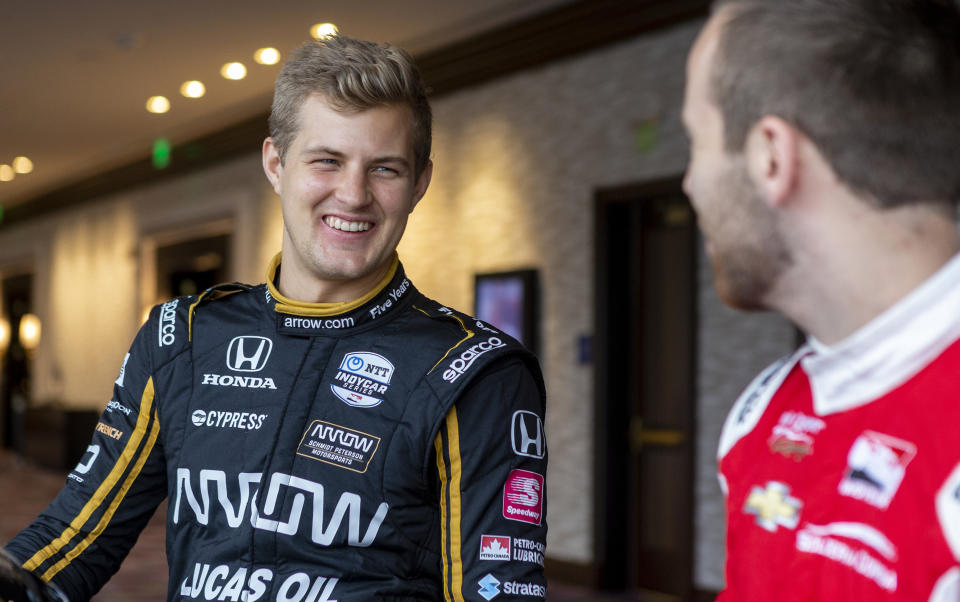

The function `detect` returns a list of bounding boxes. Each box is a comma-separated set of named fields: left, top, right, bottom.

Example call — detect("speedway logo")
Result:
left=201, top=374, right=277, bottom=390
left=297, top=420, right=381, bottom=473
left=442, top=337, right=506, bottom=383
left=158, top=299, right=179, bottom=347
left=331, top=351, right=395, bottom=408
left=226, top=336, right=273, bottom=372
left=173, top=469, right=390, bottom=548
left=179, top=562, right=338, bottom=602
left=503, top=469, right=544, bottom=525
left=191, top=409, right=268, bottom=430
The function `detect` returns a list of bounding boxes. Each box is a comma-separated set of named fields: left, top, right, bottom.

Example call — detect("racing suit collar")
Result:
left=801, top=252, right=960, bottom=415
left=265, top=252, right=414, bottom=335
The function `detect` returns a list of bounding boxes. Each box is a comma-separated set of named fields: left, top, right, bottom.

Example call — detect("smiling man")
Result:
left=682, top=1, right=960, bottom=600
left=3, top=36, right=548, bottom=602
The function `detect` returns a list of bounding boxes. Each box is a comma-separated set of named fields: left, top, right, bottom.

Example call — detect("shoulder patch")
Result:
left=936, top=460, right=960, bottom=562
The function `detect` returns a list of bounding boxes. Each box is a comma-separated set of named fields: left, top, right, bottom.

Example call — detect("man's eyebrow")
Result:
left=372, top=155, right=411, bottom=167
left=302, top=145, right=344, bottom=157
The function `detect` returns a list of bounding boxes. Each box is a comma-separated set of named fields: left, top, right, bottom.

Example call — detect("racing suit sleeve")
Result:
left=433, top=356, right=547, bottom=601
left=4, top=311, right=168, bottom=602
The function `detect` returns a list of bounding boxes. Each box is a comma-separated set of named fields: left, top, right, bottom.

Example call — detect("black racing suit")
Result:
left=6, top=255, right=548, bottom=601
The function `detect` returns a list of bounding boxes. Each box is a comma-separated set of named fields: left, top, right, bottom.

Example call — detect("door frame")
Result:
left=593, top=176, right=698, bottom=595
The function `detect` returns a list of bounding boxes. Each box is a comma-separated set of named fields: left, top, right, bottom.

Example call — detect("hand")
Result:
left=0, top=549, right=69, bottom=602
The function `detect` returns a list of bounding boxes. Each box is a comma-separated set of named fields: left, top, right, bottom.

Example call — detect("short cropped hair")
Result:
left=711, top=0, right=960, bottom=207
left=269, top=35, right=432, bottom=176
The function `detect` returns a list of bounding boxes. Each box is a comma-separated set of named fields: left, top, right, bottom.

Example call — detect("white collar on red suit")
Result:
left=802, top=252, right=960, bottom=415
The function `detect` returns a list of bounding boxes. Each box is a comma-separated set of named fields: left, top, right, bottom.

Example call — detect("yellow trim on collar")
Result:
left=265, top=252, right=399, bottom=317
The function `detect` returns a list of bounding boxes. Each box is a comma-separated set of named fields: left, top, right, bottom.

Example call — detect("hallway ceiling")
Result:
left=0, top=0, right=572, bottom=209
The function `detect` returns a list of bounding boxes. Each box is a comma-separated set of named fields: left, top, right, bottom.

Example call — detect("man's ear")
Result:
left=410, top=159, right=433, bottom=212
left=746, top=116, right=799, bottom=208
left=262, top=137, right=284, bottom=195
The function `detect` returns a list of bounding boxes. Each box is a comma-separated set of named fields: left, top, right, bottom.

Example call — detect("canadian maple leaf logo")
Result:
left=483, top=539, right=505, bottom=554
left=480, top=535, right=510, bottom=559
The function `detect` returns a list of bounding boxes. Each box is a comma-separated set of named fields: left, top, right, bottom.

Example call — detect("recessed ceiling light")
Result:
left=12, top=156, right=33, bottom=174
left=180, top=80, right=206, bottom=98
left=254, top=47, right=280, bottom=65
left=310, top=23, right=339, bottom=40
left=221, top=62, right=247, bottom=80
left=0, top=165, right=14, bottom=182
left=146, top=95, right=170, bottom=114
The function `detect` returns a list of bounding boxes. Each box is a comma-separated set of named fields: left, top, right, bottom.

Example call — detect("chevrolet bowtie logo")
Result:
left=744, top=481, right=802, bottom=532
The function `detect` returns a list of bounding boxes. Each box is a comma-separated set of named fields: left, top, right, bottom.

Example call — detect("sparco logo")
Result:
left=158, top=299, right=179, bottom=347
left=226, top=336, right=273, bottom=372
left=442, top=337, right=506, bottom=382
left=191, top=409, right=268, bottom=430
left=201, top=374, right=277, bottom=390
left=173, top=469, right=389, bottom=548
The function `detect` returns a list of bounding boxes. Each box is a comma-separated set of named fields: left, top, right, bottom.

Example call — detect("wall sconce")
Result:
left=19, top=313, right=41, bottom=352
left=0, top=318, right=9, bottom=356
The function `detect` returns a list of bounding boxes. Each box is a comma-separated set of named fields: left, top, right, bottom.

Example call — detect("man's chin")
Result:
left=713, top=274, right=770, bottom=312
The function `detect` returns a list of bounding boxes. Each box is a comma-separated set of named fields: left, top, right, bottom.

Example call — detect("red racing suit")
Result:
left=717, top=253, right=960, bottom=601
left=5, top=255, right=548, bottom=601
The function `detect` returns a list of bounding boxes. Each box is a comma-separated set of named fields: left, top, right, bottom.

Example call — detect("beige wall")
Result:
left=0, top=18, right=799, bottom=590
left=0, top=154, right=282, bottom=408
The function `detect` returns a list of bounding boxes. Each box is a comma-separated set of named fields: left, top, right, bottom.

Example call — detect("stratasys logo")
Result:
left=201, top=374, right=277, bottom=390
left=191, top=409, right=268, bottom=430
left=442, top=337, right=506, bottom=383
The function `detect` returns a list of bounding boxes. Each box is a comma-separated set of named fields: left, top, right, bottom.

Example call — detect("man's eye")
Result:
left=312, top=158, right=338, bottom=166
left=373, top=166, right=398, bottom=176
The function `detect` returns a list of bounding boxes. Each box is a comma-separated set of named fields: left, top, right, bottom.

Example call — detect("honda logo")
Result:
left=511, top=411, right=544, bottom=459
left=226, top=336, right=273, bottom=372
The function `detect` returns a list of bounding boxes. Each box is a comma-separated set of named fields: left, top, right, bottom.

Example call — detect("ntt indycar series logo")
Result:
left=331, top=351, right=395, bottom=408
left=442, top=337, right=506, bottom=383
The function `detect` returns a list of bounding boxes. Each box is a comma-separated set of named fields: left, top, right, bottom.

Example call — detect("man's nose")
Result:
left=335, top=166, right=369, bottom=207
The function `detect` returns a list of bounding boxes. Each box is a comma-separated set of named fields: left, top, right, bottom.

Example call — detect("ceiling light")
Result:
left=146, top=95, right=170, bottom=114
left=12, top=156, right=33, bottom=174
left=310, top=23, right=339, bottom=39
left=0, top=165, right=13, bottom=182
left=254, top=47, right=280, bottom=65
left=180, top=80, right=205, bottom=98
left=221, top=62, right=247, bottom=80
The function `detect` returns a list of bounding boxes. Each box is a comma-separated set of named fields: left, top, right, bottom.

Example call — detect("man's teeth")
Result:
left=325, top=217, right=372, bottom=232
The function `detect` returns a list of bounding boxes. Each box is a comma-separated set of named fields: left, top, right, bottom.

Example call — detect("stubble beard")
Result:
left=709, top=161, right=793, bottom=311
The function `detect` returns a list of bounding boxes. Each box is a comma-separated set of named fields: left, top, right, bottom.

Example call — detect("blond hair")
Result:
left=269, top=35, right=432, bottom=175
